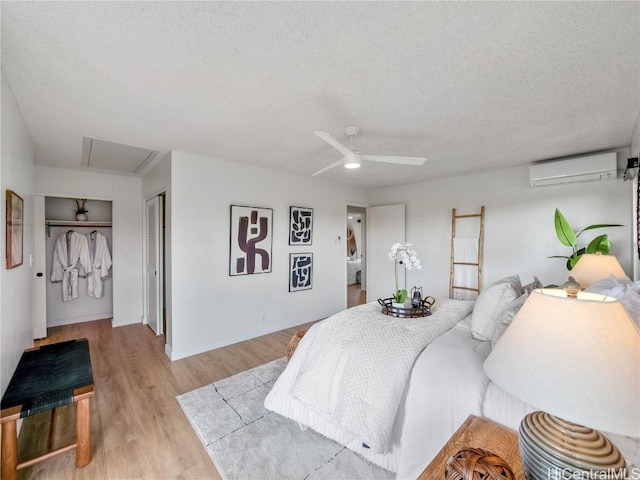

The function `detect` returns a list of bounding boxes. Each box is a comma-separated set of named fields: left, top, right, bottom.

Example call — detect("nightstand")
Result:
left=417, top=415, right=526, bottom=480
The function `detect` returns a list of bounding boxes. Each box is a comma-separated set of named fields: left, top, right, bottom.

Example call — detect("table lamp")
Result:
left=570, top=253, right=626, bottom=288
left=484, top=289, right=639, bottom=480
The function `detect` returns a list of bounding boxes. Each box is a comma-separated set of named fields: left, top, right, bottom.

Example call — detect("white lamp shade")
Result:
left=570, top=254, right=626, bottom=288
left=484, top=289, right=640, bottom=437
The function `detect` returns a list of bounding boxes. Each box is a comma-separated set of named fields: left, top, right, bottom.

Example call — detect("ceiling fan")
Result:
left=311, top=126, right=427, bottom=176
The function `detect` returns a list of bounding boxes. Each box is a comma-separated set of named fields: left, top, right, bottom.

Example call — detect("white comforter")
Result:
left=265, top=300, right=474, bottom=458
left=288, top=300, right=474, bottom=453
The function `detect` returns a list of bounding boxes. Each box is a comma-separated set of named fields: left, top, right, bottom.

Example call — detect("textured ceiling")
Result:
left=1, top=1, right=639, bottom=189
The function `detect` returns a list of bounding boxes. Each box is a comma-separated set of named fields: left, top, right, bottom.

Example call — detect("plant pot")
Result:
left=76, top=213, right=88, bottom=221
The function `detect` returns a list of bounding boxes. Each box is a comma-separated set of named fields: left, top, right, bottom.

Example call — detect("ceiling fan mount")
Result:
left=312, top=126, right=426, bottom=176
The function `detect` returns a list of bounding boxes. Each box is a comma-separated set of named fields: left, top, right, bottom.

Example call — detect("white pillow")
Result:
left=491, top=292, right=529, bottom=349
left=472, top=275, right=523, bottom=341
left=522, top=276, right=543, bottom=294
left=586, top=275, right=639, bottom=327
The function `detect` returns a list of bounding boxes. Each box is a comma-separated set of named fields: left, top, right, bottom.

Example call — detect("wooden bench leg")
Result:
left=1, top=420, right=18, bottom=480
left=75, top=398, right=91, bottom=468
left=47, top=408, right=57, bottom=451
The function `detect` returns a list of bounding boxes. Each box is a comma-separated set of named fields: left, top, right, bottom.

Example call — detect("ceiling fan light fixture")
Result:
left=344, top=153, right=361, bottom=169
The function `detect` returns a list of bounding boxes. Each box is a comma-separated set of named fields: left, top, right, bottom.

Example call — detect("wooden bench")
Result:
left=0, top=339, right=95, bottom=480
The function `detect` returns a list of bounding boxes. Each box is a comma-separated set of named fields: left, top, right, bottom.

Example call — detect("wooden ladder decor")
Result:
left=449, top=206, right=485, bottom=299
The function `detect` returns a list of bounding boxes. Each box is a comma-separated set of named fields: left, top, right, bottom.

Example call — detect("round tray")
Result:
left=378, top=296, right=434, bottom=318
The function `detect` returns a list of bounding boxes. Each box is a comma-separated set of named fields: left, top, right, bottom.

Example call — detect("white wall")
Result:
left=369, top=161, right=633, bottom=297
left=34, top=166, right=143, bottom=327
left=142, top=153, right=172, bottom=350
left=1, top=70, right=34, bottom=395
left=167, top=151, right=368, bottom=360
left=631, top=112, right=640, bottom=280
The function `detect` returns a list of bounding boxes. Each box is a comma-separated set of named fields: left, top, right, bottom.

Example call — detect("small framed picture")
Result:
left=289, top=206, right=313, bottom=245
left=6, top=190, right=24, bottom=269
left=289, top=253, right=313, bottom=292
left=229, top=205, right=273, bottom=276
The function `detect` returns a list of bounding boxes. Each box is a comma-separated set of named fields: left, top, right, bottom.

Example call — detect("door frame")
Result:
left=144, top=192, right=165, bottom=336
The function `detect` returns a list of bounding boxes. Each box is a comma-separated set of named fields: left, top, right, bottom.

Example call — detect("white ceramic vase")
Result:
left=76, top=213, right=88, bottom=221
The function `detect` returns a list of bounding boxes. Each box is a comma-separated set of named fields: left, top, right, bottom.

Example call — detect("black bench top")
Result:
left=1, top=339, right=94, bottom=418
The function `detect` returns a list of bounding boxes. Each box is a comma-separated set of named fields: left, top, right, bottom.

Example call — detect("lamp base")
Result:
left=518, top=412, right=626, bottom=480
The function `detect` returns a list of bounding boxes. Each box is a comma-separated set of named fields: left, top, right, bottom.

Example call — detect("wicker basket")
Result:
left=286, top=330, right=306, bottom=361
left=445, top=448, right=515, bottom=480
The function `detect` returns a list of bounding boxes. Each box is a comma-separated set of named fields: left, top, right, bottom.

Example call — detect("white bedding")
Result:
left=347, top=259, right=361, bottom=285
left=264, top=300, right=484, bottom=476
left=264, top=296, right=640, bottom=478
left=287, top=300, right=475, bottom=454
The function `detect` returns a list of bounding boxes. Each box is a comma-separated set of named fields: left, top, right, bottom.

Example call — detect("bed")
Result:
left=347, top=258, right=361, bottom=285
left=264, top=275, right=640, bottom=479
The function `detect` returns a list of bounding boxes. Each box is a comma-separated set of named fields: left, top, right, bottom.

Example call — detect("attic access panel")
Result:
left=82, top=137, right=159, bottom=174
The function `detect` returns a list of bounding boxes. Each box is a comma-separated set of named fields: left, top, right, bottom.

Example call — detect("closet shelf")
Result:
left=46, top=220, right=112, bottom=237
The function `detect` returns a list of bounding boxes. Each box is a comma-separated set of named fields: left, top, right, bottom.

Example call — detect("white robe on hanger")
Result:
left=51, top=231, right=92, bottom=302
left=87, top=231, right=112, bottom=299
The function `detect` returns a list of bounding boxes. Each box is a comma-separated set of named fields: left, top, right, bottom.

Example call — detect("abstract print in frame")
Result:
left=229, top=205, right=273, bottom=276
left=289, top=206, right=313, bottom=245
left=6, top=190, right=23, bottom=269
left=289, top=253, right=313, bottom=292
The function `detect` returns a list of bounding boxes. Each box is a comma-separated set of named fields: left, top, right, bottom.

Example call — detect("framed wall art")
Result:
left=289, top=253, right=313, bottom=292
left=229, top=205, right=273, bottom=276
left=6, top=190, right=24, bottom=269
left=289, top=206, right=313, bottom=245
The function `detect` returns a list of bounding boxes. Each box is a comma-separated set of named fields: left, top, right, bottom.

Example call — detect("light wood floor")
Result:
left=16, top=318, right=315, bottom=480
left=347, top=284, right=366, bottom=308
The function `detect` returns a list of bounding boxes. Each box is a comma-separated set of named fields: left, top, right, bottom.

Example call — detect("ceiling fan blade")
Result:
left=361, top=155, right=427, bottom=166
left=311, top=159, right=343, bottom=176
left=314, top=131, right=353, bottom=157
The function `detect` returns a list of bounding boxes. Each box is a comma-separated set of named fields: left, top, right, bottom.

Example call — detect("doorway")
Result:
left=145, top=193, right=166, bottom=337
left=347, top=205, right=367, bottom=308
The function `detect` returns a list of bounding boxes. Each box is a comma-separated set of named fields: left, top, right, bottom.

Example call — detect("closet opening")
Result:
left=35, top=197, right=113, bottom=335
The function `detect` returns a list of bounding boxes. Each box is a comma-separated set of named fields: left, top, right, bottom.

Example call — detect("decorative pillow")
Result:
left=586, top=275, right=639, bottom=327
left=491, top=292, right=529, bottom=349
left=471, top=275, right=524, bottom=341
left=522, top=276, right=543, bottom=294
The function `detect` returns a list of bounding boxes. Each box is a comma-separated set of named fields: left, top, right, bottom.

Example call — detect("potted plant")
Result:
left=549, top=208, right=622, bottom=270
left=74, top=198, right=88, bottom=221
left=388, top=242, right=422, bottom=306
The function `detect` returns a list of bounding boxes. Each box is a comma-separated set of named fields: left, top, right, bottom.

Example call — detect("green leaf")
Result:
left=576, top=224, right=623, bottom=237
left=586, top=234, right=611, bottom=254
left=395, top=289, right=408, bottom=303
left=554, top=209, right=577, bottom=247
left=567, top=248, right=585, bottom=270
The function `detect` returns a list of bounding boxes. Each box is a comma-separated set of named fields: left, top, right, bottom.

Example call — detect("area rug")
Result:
left=176, top=358, right=394, bottom=480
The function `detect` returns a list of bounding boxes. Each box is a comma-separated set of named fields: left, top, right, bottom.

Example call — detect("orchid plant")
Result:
left=388, top=242, right=422, bottom=303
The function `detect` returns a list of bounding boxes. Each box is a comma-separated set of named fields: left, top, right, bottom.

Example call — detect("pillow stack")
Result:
left=471, top=275, right=543, bottom=345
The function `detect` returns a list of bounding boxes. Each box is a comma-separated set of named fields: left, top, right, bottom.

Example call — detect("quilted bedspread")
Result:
left=290, top=299, right=474, bottom=453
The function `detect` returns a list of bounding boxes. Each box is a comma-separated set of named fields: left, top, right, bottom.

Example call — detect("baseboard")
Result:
left=47, top=312, right=113, bottom=328
left=112, top=316, right=143, bottom=328
left=168, top=318, right=315, bottom=361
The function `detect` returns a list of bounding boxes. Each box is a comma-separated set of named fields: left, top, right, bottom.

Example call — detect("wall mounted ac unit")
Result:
left=529, top=152, right=617, bottom=187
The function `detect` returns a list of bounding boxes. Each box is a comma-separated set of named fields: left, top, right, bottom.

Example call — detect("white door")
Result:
left=366, top=204, right=405, bottom=302
left=33, top=195, right=47, bottom=339
left=145, top=196, right=162, bottom=335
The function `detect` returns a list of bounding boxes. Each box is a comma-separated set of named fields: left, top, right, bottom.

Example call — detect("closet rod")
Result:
left=46, top=221, right=112, bottom=237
